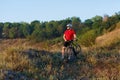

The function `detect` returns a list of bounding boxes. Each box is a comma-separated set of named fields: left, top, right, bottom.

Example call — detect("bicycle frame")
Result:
left=71, top=41, right=81, bottom=55
left=64, top=40, right=81, bottom=61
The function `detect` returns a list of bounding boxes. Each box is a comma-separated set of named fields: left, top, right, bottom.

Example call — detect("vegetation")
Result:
left=95, top=29, right=120, bottom=48
left=0, top=44, right=120, bottom=80
left=79, top=30, right=98, bottom=47
left=0, top=11, right=120, bottom=79
left=0, top=11, right=120, bottom=44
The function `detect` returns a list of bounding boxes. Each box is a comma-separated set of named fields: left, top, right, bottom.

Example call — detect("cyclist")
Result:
left=61, top=23, right=77, bottom=59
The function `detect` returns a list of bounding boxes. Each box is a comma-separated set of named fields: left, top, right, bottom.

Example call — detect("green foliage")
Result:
left=72, top=17, right=81, bottom=31
left=30, top=30, right=46, bottom=42
left=91, top=15, right=103, bottom=22
left=84, top=19, right=93, bottom=28
left=31, top=20, right=41, bottom=30
left=45, top=22, right=55, bottom=38
left=3, top=22, right=12, bottom=38
left=79, top=30, right=97, bottom=47
left=21, top=22, right=31, bottom=38
left=46, top=37, right=62, bottom=45
left=0, top=23, right=3, bottom=38
left=9, top=27, right=16, bottom=38
left=92, top=21, right=102, bottom=29
left=0, top=11, right=120, bottom=43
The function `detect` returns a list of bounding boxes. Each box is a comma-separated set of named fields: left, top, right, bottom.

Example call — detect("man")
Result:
left=61, top=23, right=76, bottom=59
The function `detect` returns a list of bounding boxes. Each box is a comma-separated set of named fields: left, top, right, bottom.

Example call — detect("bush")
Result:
left=0, top=47, right=33, bottom=71
left=79, top=30, right=97, bottom=47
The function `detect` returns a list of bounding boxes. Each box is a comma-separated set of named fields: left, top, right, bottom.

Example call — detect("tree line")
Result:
left=0, top=12, right=120, bottom=42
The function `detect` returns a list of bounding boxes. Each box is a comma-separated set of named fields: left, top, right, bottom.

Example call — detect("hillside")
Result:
left=95, top=28, right=120, bottom=49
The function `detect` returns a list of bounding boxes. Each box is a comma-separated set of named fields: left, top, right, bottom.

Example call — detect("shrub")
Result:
left=79, top=30, right=97, bottom=47
left=0, top=47, right=33, bottom=71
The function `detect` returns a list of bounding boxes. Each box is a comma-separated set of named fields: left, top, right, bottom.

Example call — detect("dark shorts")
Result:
left=63, top=41, right=72, bottom=47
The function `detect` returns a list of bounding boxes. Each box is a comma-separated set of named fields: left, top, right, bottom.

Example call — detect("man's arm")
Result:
left=74, top=34, right=77, bottom=40
left=63, top=34, right=67, bottom=41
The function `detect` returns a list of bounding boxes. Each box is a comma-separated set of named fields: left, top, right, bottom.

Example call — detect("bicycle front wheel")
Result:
left=74, top=44, right=82, bottom=54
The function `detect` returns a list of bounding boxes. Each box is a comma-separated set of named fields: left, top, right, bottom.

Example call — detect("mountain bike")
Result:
left=64, top=40, right=82, bottom=62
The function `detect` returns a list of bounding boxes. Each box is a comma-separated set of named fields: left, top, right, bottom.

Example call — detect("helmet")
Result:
left=66, top=24, right=72, bottom=27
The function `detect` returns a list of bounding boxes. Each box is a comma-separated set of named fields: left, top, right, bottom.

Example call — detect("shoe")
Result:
left=68, top=56, right=71, bottom=60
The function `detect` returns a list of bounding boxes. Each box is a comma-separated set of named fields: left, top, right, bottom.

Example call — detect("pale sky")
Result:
left=0, top=0, right=120, bottom=23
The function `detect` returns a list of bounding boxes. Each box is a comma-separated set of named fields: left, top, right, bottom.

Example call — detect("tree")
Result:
left=52, top=21, right=60, bottom=37
left=71, top=17, right=81, bottom=32
left=31, top=20, right=41, bottom=29
left=10, top=23, right=21, bottom=38
left=9, top=27, right=16, bottom=38
left=84, top=19, right=93, bottom=28
left=45, top=22, right=54, bottom=38
left=92, top=16, right=102, bottom=30
left=31, top=29, right=46, bottom=42
left=3, top=22, right=12, bottom=38
left=91, top=15, right=103, bottom=22
left=30, top=20, right=41, bottom=34
left=21, top=22, right=31, bottom=38
left=57, top=20, right=67, bottom=35
left=0, top=23, right=3, bottom=38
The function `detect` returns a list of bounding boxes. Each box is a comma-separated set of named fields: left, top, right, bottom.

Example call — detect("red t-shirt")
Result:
left=64, top=29, right=76, bottom=41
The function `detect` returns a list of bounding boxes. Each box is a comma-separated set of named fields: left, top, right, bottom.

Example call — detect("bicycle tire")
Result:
left=74, top=44, right=82, bottom=54
left=65, top=46, right=75, bottom=62
left=64, top=47, right=69, bottom=59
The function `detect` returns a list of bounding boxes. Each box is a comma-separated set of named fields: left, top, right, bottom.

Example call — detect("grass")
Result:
left=0, top=46, right=120, bottom=80
left=95, top=29, right=120, bottom=48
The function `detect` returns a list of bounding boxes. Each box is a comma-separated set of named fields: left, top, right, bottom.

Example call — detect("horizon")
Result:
left=0, top=0, right=120, bottom=23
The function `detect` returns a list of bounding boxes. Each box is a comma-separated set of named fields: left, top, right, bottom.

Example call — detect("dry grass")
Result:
left=0, top=46, right=120, bottom=79
left=0, top=39, right=62, bottom=53
left=116, top=22, right=120, bottom=29
left=0, top=39, right=28, bottom=52
left=0, top=47, right=34, bottom=71
left=95, top=29, right=120, bottom=48
left=0, top=37, right=120, bottom=79
left=85, top=48, right=120, bottom=80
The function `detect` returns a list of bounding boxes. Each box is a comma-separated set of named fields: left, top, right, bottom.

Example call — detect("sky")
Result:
left=0, top=0, right=120, bottom=23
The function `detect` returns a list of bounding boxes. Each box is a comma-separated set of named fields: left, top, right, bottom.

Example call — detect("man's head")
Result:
left=66, top=24, right=72, bottom=29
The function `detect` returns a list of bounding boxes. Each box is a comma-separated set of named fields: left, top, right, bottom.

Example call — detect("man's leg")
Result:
left=62, top=47, right=65, bottom=59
